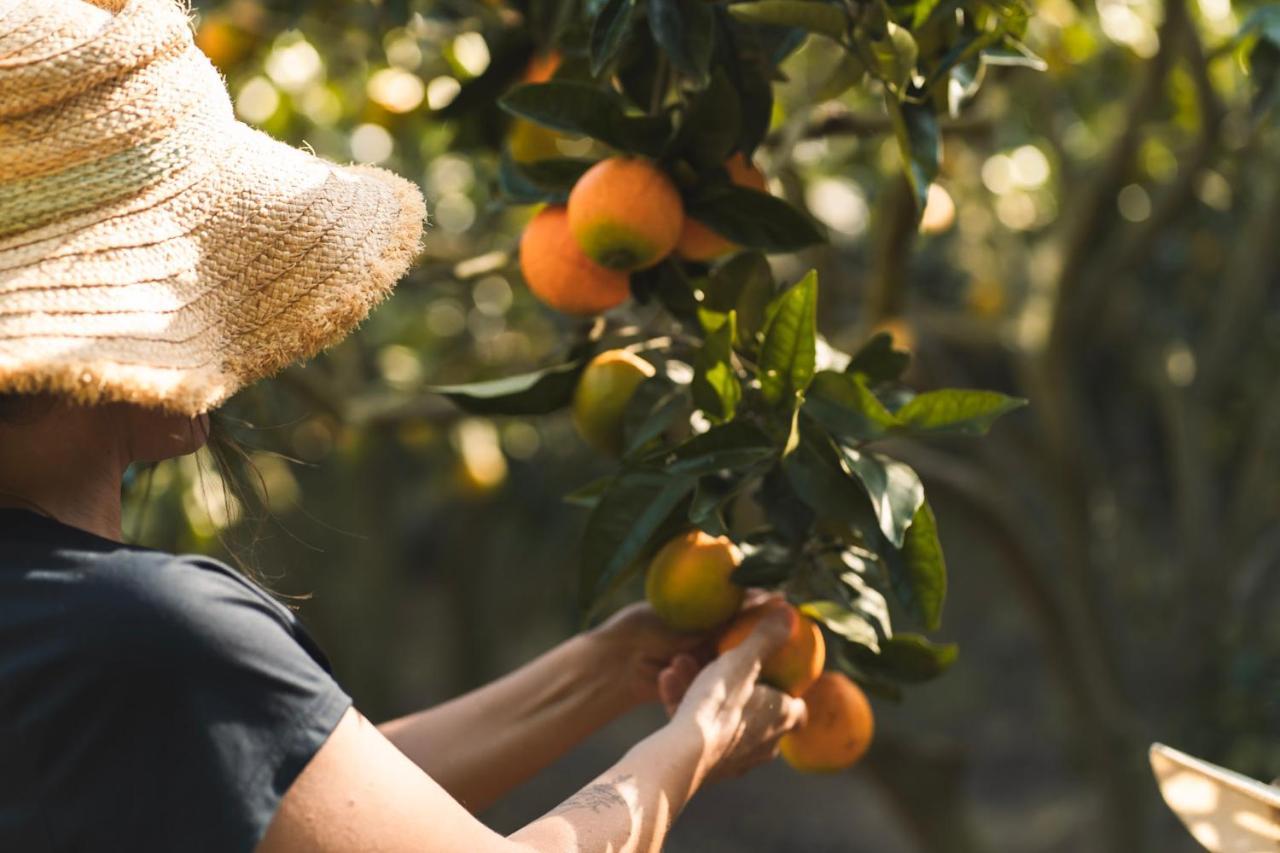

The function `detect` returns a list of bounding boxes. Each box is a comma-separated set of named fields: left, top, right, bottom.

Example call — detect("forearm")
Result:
left=508, top=723, right=705, bottom=853
left=379, top=633, right=635, bottom=811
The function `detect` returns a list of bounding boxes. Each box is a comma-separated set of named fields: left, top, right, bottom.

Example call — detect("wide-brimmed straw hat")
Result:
left=0, top=0, right=426, bottom=415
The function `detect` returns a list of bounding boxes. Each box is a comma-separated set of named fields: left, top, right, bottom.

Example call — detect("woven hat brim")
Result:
left=0, top=121, right=427, bottom=416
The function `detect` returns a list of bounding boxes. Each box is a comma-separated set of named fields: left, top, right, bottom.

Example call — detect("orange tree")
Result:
left=429, top=0, right=1036, bottom=700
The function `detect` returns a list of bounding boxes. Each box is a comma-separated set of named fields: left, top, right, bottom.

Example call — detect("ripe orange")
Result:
left=676, top=153, right=768, bottom=262
left=194, top=14, right=252, bottom=70
left=572, top=349, right=656, bottom=455
left=645, top=530, right=745, bottom=632
left=870, top=316, right=916, bottom=354
left=524, top=51, right=561, bottom=84
left=780, top=671, right=874, bottom=772
left=717, top=600, right=825, bottom=697
left=519, top=206, right=631, bottom=315
left=567, top=158, right=684, bottom=272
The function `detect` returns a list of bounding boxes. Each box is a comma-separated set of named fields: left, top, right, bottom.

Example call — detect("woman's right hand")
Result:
left=661, top=607, right=808, bottom=781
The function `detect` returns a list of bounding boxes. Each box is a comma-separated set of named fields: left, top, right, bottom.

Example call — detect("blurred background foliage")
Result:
left=119, top=0, right=1280, bottom=849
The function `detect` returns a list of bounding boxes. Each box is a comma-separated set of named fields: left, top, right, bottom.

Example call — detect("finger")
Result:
left=780, top=694, right=808, bottom=731
left=658, top=654, right=700, bottom=715
left=657, top=667, right=684, bottom=715
left=741, top=588, right=783, bottom=609
left=657, top=654, right=697, bottom=709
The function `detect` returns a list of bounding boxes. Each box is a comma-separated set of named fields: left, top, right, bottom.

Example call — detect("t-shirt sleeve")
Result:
left=73, top=556, right=353, bottom=852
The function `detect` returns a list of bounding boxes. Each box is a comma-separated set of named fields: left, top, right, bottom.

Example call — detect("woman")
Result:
left=0, top=1, right=807, bottom=851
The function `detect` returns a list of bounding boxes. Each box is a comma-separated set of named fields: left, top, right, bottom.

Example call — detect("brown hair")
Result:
left=0, top=392, right=55, bottom=425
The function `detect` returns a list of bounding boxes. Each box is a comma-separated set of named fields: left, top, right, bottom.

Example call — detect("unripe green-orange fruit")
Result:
left=717, top=600, right=825, bottom=697
left=571, top=349, right=656, bottom=455
left=645, top=530, right=745, bottom=631
left=520, top=206, right=631, bottom=315
left=780, top=671, right=875, bottom=772
left=567, top=157, right=684, bottom=272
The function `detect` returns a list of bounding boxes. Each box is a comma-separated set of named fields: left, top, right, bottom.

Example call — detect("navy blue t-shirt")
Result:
left=0, top=508, right=353, bottom=852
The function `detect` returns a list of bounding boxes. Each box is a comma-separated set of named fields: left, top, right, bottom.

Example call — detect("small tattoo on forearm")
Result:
left=549, top=774, right=633, bottom=816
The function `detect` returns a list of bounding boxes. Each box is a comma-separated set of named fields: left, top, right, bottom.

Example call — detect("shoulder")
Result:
left=67, top=549, right=302, bottom=666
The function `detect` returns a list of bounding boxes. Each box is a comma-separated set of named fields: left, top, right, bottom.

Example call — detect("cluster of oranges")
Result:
left=519, top=154, right=768, bottom=316
left=645, top=529, right=876, bottom=773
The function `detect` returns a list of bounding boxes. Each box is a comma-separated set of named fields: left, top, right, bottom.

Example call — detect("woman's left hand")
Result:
left=588, top=602, right=711, bottom=708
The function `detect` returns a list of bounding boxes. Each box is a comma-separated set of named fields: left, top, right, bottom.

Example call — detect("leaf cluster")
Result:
left=436, top=261, right=1025, bottom=694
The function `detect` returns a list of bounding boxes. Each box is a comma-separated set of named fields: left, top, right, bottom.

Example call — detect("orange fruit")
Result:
left=645, top=530, right=745, bottom=632
left=194, top=14, right=252, bottom=70
left=870, top=316, right=916, bottom=354
left=524, top=51, right=561, bottom=84
left=567, top=158, right=684, bottom=272
left=717, top=600, right=825, bottom=696
left=676, top=153, right=768, bottom=262
left=780, top=672, right=874, bottom=772
left=572, top=349, right=656, bottom=455
left=519, top=206, right=631, bottom=315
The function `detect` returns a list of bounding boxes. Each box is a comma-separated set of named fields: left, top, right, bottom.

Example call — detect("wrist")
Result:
left=648, top=719, right=712, bottom=801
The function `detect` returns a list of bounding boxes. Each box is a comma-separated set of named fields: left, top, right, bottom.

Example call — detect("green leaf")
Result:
left=727, top=0, right=847, bottom=39
left=731, top=540, right=795, bottom=586
left=616, top=24, right=664, bottom=107
left=817, top=52, right=867, bottom=101
left=436, top=29, right=538, bottom=119
left=704, top=252, right=776, bottom=349
left=885, top=501, right=946, bottom=630
left=1250, top=37, right=1280, bottom=118
left=982, top=39, right=1048, bottom=70
left=800, top=600, right=883, bottom=651
left=845, top=331, right=910, bottom=383
left=837, top=446, right=924, bottom=548
left=431, top=360, right=586, bottom=415
left=853, top=633, right=958, bottom=683
left=528, top=0, right=577, bottom=48
left=591, top=0, right=637, bottom=76
left=837, top=567, right=892, bottom=645
left=500, top=81, right=669, bottom=155
left=564, top=475, right=613, bottom=508
left=869, top=21, right=918, bottom=93
left=1240, top=4, right=1280, bottom=44
left=803, top=371, right=901, bottom=440
left=887, top=96, right=940, bottom=215
left=948, top=56, right=985, bottom=117
left=782, top=423, right=879, bottom=529
left=649, top=0, right=716, bottom=86
left=631, top=260, right=701, bottom=323
left=664, top=420, right=777, bottom=476
left=759, top=271, right=818, bottom=405
left=688, top=474, right=732, bottom=532
left=498, top=154, right=597, bottom=204
left=674, top=69, right=743, bottom=169
left=895, top=389, right=1027, bottom=435
left=685, top=186, right=826, bottom=253
left=912, top=0, right=944, bottom=28
left=622, top=376, right=690, bottom=455
left=692, top=311, right=742, bottom=421
left=579, top=470, right=696, bottom=610
left=833, top=652, right=904, bottom=700
left=731, top=43, right=776, bottom=152
left=759, top=466, right=816, bottom=544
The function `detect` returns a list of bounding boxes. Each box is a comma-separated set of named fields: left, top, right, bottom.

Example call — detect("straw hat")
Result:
left=0, top=0, right=427, bottom=415
left=1150, top=743, right=1280, bottom=851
